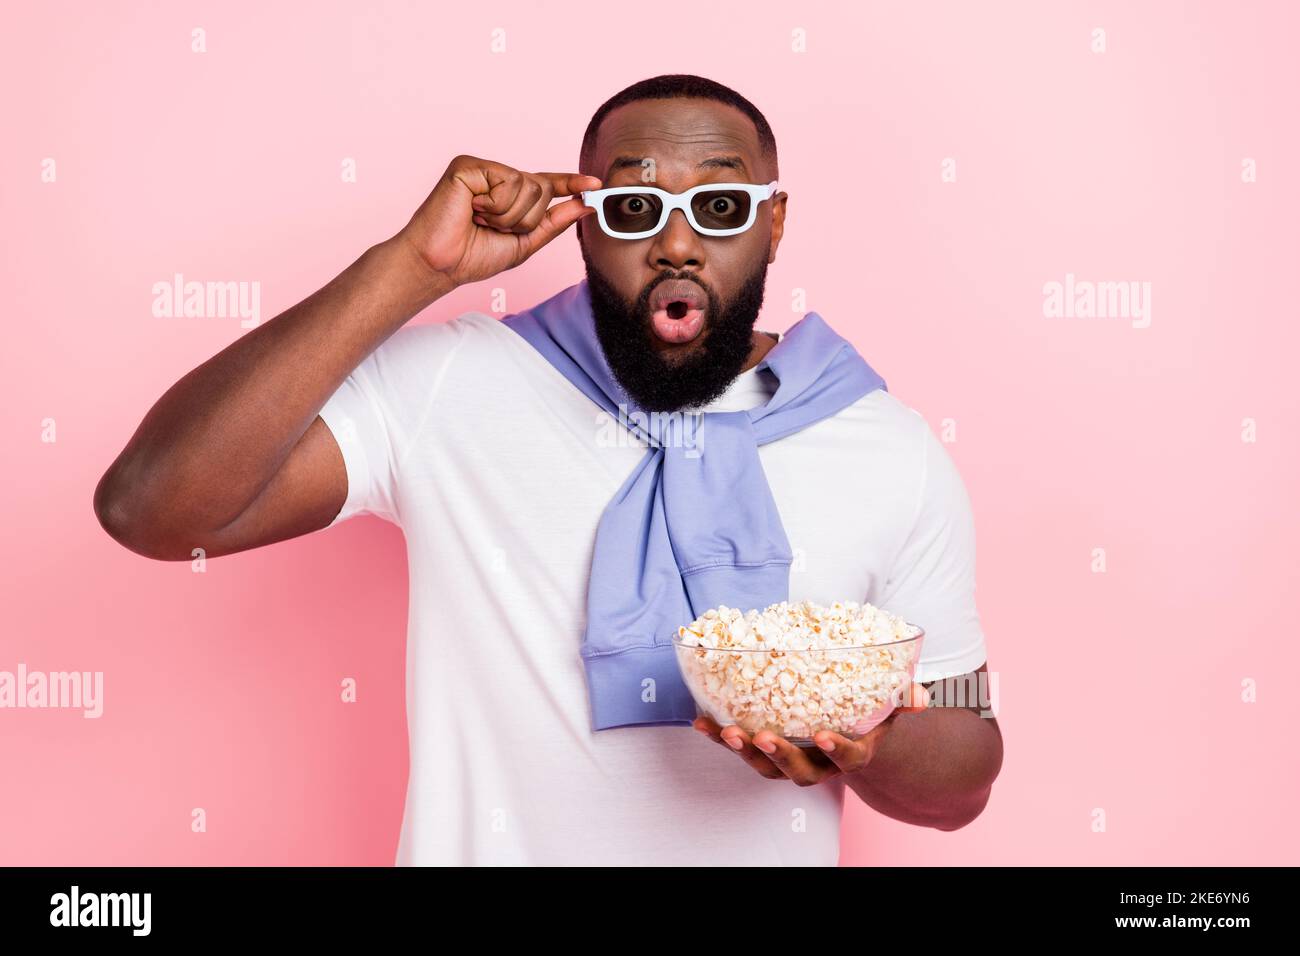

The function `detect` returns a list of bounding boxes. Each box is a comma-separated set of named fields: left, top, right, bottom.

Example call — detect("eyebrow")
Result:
left=607, top=155, right=748, bottom=175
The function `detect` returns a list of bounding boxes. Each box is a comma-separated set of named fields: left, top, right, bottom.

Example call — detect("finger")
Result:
left=510, top=180, right=557, bottom=235
left=811, top=729, right=878, bottom=774
left=695, top=715, right=768, bottom=763
left=692, top=715, right=729, bottom=747
left=516, top=196, right=598, bottom=258
left=478, top=177, right=546, bottom=233
left=751, top=730, right=842, bottom=786
left=470, top=169, right=525, bottom=221
left=536, top=171, right=603, bottom=197
left=716, top=726, right=786, bottom=780
left=693, top=715, right=724, bottom=737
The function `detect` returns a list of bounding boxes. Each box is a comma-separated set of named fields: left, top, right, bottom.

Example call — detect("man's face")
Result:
left=578, top=98, right=786, bottom=412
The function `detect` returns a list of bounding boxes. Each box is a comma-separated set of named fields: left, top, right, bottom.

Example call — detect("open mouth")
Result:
left=649, top=281, right=708, bottom=345
left=651, top=299, right=706, bottom=344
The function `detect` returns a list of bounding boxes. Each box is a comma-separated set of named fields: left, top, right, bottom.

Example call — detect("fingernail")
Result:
left=693, top=724, right=710, bottom=736
left=817, top=738, right=835, bottom=752
left=724, top=735, right=743, bottom=751
left=754, top=738, right=776, bottom=754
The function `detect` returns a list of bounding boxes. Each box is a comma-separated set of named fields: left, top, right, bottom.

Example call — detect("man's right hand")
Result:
left=399, top=155, right=603, bottom=290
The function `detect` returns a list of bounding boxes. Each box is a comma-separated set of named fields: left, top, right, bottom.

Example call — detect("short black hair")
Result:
left=579, top=74, right=778, bottom=179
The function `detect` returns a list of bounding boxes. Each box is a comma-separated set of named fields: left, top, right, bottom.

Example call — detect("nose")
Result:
left=647, top=207, right=704, bottom=270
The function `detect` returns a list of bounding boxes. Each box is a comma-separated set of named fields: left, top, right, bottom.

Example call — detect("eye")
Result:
left=617, top=195, right=652, bottom=215
left=704, top=195, right=737, bottom=216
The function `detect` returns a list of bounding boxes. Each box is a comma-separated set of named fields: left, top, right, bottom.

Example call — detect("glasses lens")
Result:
left=691, top=189, right=753, bottom=231
left=601, top=192, right=663, bottom=233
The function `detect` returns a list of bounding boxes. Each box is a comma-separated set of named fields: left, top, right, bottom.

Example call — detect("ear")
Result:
left=768, top=191, right=787, bottom=264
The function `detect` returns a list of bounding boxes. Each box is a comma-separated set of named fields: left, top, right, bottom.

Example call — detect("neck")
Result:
left=740, top=329, right=779, bottom=373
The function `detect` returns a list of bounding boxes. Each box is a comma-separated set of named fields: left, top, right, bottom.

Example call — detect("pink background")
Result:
left=2, top=0, right=1296, bottom=865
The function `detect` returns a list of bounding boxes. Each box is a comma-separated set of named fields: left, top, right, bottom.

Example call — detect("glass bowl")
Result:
left=673, top=625, right=925, bottom=747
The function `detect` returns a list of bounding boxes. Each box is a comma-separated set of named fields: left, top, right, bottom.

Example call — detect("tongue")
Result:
left=652, top=303, right=705, bottom=344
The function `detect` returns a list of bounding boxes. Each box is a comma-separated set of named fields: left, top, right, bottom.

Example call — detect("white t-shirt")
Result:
left=314, top=307, right=987, bottom=866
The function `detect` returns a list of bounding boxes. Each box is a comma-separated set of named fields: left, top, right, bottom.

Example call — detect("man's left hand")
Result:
left=691, top=682, right=930, bottom=786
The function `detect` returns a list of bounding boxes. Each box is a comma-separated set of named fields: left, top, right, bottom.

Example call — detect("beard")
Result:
left=581, top=248, right=769, bottom=413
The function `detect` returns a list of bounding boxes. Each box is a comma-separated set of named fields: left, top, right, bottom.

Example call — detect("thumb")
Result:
left=517, top=195, right=595, bottom=258
left=538, top=172, right=603, bottom=197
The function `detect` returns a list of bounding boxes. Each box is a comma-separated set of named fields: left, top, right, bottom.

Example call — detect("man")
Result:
left=94, top=74, right=1003, bottom=865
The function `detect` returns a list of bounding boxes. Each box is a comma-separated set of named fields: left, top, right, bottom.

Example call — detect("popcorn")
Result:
left=674, top=600, right=923, bottom=741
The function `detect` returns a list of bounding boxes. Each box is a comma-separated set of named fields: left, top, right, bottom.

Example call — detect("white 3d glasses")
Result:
left=581, top=181, right=780, bottom=240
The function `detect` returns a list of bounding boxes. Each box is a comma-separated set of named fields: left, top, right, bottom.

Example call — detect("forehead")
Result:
left=589, top=97, right=765, bottom=185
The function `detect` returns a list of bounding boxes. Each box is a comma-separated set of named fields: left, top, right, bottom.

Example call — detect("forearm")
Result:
left=96, top=235, right=451, bottom=539
left=846, top=705, right=1002, bottom=831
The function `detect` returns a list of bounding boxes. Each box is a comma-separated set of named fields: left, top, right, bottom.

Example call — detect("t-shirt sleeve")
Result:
left=315, top=319, right=467, bottom=529
left=876, top=416, right=988, bottom=684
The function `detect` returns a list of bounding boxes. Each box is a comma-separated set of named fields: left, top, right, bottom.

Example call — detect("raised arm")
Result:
left=93, top=156, right=601, bottom=560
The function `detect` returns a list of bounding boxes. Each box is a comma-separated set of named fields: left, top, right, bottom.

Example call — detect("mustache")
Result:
left=636, top=272, right=718, bottom=315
